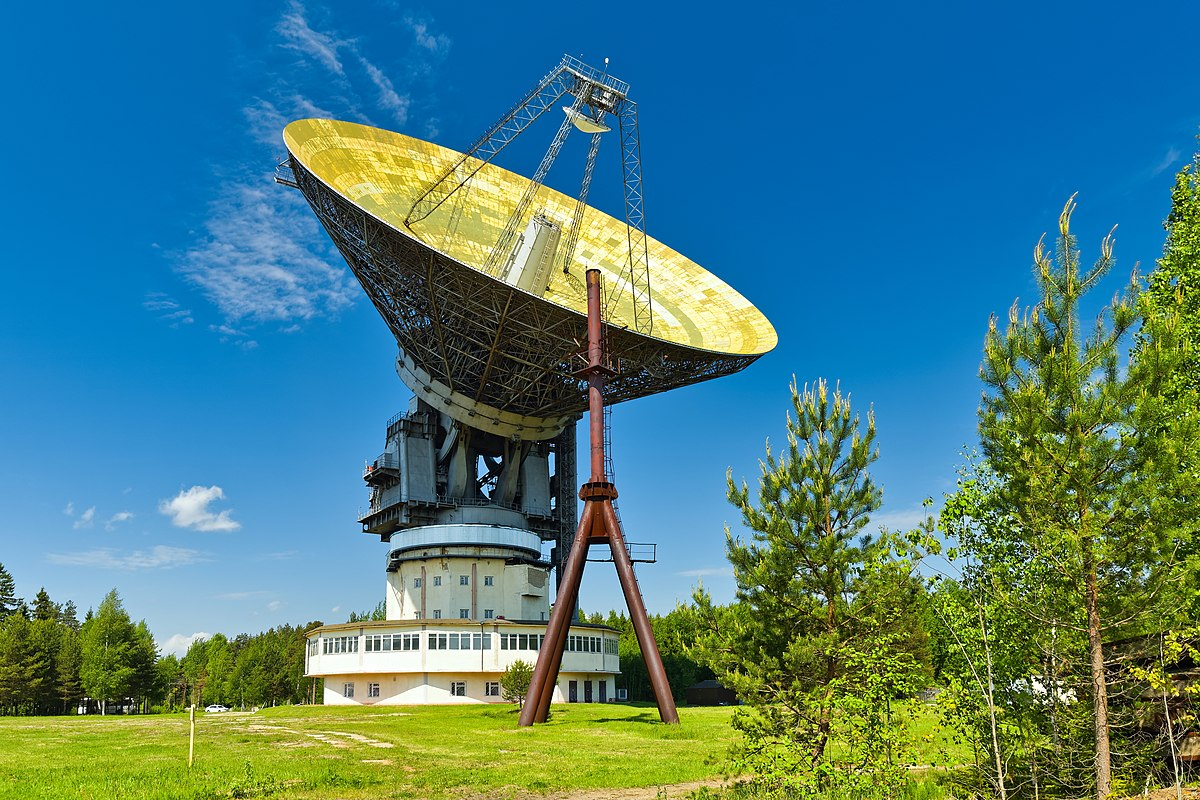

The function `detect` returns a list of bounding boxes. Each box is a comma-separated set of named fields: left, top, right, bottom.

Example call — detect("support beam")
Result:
left=519, top=269, right=679, bottom=726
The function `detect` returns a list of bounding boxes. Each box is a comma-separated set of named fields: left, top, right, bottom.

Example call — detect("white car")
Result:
left=204, top=704, right=230, bottom=712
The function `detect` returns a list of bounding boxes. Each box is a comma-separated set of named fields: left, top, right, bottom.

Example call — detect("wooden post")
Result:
left=188, top=705, right=195, bottom=767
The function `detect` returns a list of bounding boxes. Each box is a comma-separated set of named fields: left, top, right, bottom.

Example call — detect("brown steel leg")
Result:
left=601, top=502, right=680, bottom=724
left=519, top=502, right=595, bottom=726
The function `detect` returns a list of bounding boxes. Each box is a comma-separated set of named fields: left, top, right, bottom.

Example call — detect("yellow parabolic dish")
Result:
left=283, top=119, right=776, bottom=357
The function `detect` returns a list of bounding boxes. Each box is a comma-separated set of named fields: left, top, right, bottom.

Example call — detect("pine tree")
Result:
left=0, top=563, right=18, bottom=620
left=979, top=197, right=1197, bottom=798
left=693, top=379, right=930, bottom=797
left=1144, top=145, right=1200, bottom=396
left=32, top=588, right=57, bottom=622
left=56, top=628, right=84, bottom=714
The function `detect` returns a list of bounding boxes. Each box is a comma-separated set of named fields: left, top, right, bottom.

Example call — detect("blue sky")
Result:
left=2, top=1, right=1198, bottom=656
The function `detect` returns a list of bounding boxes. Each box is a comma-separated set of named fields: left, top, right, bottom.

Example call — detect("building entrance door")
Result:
left=568, top=680, right=578, bottom=702
left=584, top=680, right=593, bottom=703
left=599, top=680, right=607, bottom=703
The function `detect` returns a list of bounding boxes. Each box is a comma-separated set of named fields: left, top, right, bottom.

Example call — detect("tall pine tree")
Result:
left=979, top=197, right=1197, bottom=798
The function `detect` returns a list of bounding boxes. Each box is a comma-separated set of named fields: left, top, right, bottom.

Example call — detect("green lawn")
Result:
left=0, top=703, right=737, bottom=800
left=0, top=701, right=967, bottom=800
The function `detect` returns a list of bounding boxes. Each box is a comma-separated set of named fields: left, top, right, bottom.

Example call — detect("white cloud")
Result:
left=678, top=566, right=733, bottom=578
left=267, top=600, right=284, bottom=612
left=63, top=501, right=75, bottom=516
left=358, top=56, right=409, bottom=126
left=73, top=506, right=96, bottom=530
left=177, top=183, right=356, bottom=327
left=159, top=486, right=241, bottom=532
left=47, top=545, right=206, bottom=570
left=404, top=16, right=450, bottom=53
left=214, top=591, right=267, bottom=600
left=143, top=292, right=194, bottom=327
left=872, top=506, right=933, bottom=534
left=256, top=550, right=298, bottom=561
left=1152, top=146, right=1183, bottom=177
left=105, top=511, right=134, bottom=531
left=277, top=0, right=345, bottom=75
left=162, top=632, right=211, bottom=657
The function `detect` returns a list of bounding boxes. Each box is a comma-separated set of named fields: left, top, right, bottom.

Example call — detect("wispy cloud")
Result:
left=404, top=16, right=450, bottom=54
left=358, top=56, right=409, bottom=126
left=73, top=506, right=96, bottom=530
left=105, top=511, right=134, bottom=531
left=48, top=545, right=206, bottom=570
left=267, top=600, right=284, bottom=612
left=143, top=292, right=194, bottom=327
left=277, top=0, right=345, bottom=75
left=678, top=566, right=733, bottom=578
left=63, top=501, right=75, bottom=516
left=159, top=486, right=240, bottom=532
left=1151, top=146, right=1183, bottom=177
left=178, top=184, right=356, bottom=328
left=873, top=505, right=933, bottom=534
left=255, top=550, right=299, bottom=562
left=162, top=632, right=210, bottom=657
left=169, top=0, right=451, bottom=341
left=214, top=590, right=268, bottom=600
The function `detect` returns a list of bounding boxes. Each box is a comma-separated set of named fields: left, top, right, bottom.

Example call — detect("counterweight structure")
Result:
left=283, top=55, right=775, bottom=714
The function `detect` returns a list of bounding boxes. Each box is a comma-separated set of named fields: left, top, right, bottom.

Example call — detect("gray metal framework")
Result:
left=286, top=158, right=760, bottom=423
left=403, top=54, right=653, bottom=335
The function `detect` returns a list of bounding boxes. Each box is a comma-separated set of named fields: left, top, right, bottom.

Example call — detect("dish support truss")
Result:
left=404, top=55, right=653, bottom=336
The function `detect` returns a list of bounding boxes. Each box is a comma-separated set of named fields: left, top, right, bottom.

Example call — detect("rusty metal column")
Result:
left=519, top=268, right=679, bottom=726
left=520, top=502, right=594, bottom=726
left=585, top=269, right=607, bottom=483
left=601, top=502, right=679, bottom=724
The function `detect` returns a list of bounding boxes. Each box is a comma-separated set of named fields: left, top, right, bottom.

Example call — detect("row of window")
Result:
left=322, top=636, right=359, bottom=655
left=499, top=633, right=544, bottom=651
left=428, top=632, right=492, bottom=650
left=427, top=609, right=496, bottom=620
left=567, top=635, right=607, bottom=654
left=365, top=633, right=421, bottom=652
left=315, top=632, right=616, bottom=656
left=412, top=575, right=496, bottom=588
left=343, top=681, right=501, bottom=699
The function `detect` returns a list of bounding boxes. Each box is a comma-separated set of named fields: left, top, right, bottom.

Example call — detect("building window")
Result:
left=433, top=609, right=442, bottom=619
left=483, top=575, right=494, bottom=586
left=501, top=633, right=542, bottom=651
left=365, top=633, right=423, bottom=652
left=483, top=609, right=494, bottom=619
left=459, top=575, right=469, bottom=585
left=485, top=682, right=500, bottom=697
left=368, top=683, right=380, bottom=698
left=413, top=577, right=422, bottom=588
left=450, top=682, right=466, bottom=697
left=322, top=636, right=360, bottom=655
left=459, top=609, right=470, bottom=619
left=343, top=683, right=354, bottom=698
left=433, top=576, right=442, bottom=587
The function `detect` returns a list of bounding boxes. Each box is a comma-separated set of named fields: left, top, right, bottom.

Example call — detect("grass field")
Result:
left=0, top=703, right=739, bottom=800
left=0, top=702, right=966, bottom=800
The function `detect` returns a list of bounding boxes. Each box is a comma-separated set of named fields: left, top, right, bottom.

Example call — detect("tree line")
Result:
left=0, top=566, right=322, bottom=715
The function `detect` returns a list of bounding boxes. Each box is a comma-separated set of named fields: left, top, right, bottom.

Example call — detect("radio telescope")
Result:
left=280, top=55, right=775, bottom=723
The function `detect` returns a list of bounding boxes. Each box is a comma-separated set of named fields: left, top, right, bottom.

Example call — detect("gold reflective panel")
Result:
left=283, top=119, right=776, bottom=357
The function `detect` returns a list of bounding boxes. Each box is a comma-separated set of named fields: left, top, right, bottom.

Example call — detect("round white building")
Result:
left=305, top=399, right=620, bottom=705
